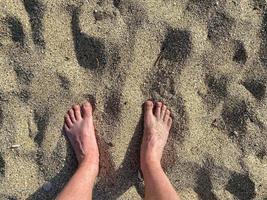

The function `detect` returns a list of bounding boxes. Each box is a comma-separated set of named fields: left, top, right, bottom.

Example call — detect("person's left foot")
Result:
left=140, top=100, right=172, bottom=171
left=64, top=101, right=99, bottom=174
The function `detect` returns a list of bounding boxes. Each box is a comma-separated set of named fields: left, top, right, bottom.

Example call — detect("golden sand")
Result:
left=0, top=0, right=267, bottom=199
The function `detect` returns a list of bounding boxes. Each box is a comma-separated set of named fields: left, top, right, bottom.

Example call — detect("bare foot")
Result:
left=64, top=101, right=99, bottom=175
left=141, top=100, right=172, bottom=171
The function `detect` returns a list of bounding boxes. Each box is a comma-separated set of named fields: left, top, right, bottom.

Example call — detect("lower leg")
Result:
left=141, top=101, right=180, bottom=200
left=56, top=161, right=97, bottom=200
left=56, top=102, right=99, bottom=200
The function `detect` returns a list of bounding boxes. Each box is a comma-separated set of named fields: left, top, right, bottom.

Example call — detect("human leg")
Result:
left=140, top=100, right=180, bottom=200
left=56, top=102, right=99, bottom=200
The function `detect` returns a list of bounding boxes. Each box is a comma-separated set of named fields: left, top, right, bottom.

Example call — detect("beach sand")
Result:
left=0, top=0, right=267, bottom=199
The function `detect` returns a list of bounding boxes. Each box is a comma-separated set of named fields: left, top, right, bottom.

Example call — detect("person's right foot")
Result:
left=140, top=100, right=173, bottom=171
left=64, top=101, right=99, bottom=176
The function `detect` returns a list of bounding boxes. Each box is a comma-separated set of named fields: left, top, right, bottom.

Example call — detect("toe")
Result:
left=155, top=102, right=162, bottom=118
left=65, top=114, right=73, bottom=128
left=161, top=104, right=167, bottom=119
left=164, top=109, right=171, bottom=122
left=144, top=100, right=153, bottom=119
left=68, top=109, right=76, bottom=123
left=167, top=117, right=173, bottom=129
left=64, top=124, right=70, bottom=132
left=82, top=101, right=93, bottom=118
left=73, top=104, right=82, bottom=120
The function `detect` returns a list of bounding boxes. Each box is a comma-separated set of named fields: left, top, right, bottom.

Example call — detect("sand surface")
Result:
left=0, top=0, right=267, bottom=199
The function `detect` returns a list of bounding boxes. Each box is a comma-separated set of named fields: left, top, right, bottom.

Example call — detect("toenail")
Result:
left=156, top=102, right=162, bottom=106
left=68, top=110, right=74, bottom=115
left=73, top=105, right=79, bottom=109
left=84, top=102, right=90, bottom=107
left=146, top=101, right=153, bottom=106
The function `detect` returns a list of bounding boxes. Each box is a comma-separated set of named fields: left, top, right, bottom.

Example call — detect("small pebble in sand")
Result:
left=42, top=181, right=53, bottom=192
left=94, top=10, right=104, bottom=21
left=233, top=131, right=238, bottom=137
left=107, top=142, right=114, bottom=147
left=11, top=144, right=20, bottom=148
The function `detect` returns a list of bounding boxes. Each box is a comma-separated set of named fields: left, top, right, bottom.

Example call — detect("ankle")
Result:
left=81, top=155, right=99, bottom=164
left=79, top=158, right=99, bottom=174
left=141, top=160, right=162, bottom=174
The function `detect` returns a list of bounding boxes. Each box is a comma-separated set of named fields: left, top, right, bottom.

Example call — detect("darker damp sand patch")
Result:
left=13, top=64, right=34, bottom=85
left=256, top=148, right=266, bottom=159
left=16, top=89, right=31, bottom=103
left=253, top=0, right=266, bottom=10
left=23, top=0, right=45, bottom=48
left=194, top=159, right=217, bottom=200
left=242, top=79, right=266, bottom=100
left=113, top=0, right=120, bottom=8
left=207, top=12, right=234, bottom=44
left=70, top=7, right=107, bottom=71
left=104, top=90, right=122, bottom=121
left=201, top=74, right=228, bottom=111
left=226, top=172, right=256, bottom=200
left=0, top=153, right=5, bottom=177
left=160, top=28, right=192, bottom=64
left=206, top=74, right=228, bottom=99
left=33, top=109, right=50, bottom=147
left=0, top=107, right=3, bottom=128
left=186, top=0, right=219, bottom=17
left=233, top=40, right=247, bottom=65
left=6, top=16, right=25, bottom=47
left=57, top=74, right=70, bottom=91
left=221, top=100, right=249, bottom=139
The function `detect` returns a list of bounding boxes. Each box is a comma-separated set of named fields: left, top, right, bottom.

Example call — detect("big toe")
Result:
left=82, top=101, right=93, bottom=118
left=144, top=100, right=153, bottom=119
